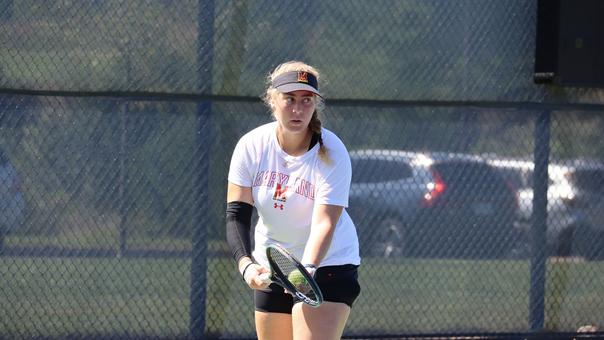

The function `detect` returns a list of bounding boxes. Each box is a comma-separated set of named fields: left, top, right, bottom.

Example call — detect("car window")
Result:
left=432, top=161, right=506, bottom=194
left=351, top=158, right=413, bottom=183
left=569, top=169, right=604, bottom=193
left=496, top=168, right=526, bottom=189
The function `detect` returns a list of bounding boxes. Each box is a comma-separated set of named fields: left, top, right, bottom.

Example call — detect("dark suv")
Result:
left=348, top=150, right=519, bottom=259
left=566, top=160, right=604, bottom=260
left=487, top=158, right=587, bottom=258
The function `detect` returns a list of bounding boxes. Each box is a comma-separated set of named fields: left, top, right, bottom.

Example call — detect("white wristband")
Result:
left=303, top=264, right=317, bottom=277
left=241, top=262, right=255, bottom=281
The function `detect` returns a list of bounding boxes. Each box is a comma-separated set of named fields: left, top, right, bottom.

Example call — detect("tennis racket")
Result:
left=258, top=243, right=323, bottom=307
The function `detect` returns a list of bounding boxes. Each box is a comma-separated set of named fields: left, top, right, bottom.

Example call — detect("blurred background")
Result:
left=1, top=0, right=603, bottom=339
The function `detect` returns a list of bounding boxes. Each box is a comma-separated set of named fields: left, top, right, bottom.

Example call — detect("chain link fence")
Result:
left=1, top=1, right=604, bottom=339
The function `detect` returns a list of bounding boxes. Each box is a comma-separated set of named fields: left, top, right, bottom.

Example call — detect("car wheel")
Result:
left=571, top=225, right=604, bottom=261
left=556, top=227, right=576, bottom=257
left=368, top=218, right=406, bottom=258
left=507, top=229, right=530, bottom=259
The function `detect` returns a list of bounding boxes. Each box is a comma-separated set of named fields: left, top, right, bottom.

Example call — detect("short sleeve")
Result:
left=228, top=135, right=254, bottom=187
left=314, top=142, right=352, bottom=207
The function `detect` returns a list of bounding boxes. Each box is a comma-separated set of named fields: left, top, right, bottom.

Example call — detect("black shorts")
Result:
left=254, top=264, right=361, bottom=314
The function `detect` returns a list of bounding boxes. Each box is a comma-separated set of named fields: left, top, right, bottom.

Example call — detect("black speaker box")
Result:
left=534, top=0, right=604, bottom=87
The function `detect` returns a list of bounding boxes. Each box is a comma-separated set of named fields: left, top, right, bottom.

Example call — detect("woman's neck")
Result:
left=276, top=128, right=312, bottom=156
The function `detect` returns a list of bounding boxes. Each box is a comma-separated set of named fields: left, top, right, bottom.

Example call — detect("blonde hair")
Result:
left=263, top=61, right=329, bottom=163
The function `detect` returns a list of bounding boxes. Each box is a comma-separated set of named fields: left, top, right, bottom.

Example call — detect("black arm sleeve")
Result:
left=226, top=201, right=254, bottom=263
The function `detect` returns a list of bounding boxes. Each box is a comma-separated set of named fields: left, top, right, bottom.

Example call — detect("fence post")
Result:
left=118, top=100, right=128, bottom=257
left=190, top=0, right=214, bottom=338
left=529, top=110, right=551, bottom=331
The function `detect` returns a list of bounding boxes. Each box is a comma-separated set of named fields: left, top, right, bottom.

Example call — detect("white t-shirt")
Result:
left=228, top=121, right=360, bottom=268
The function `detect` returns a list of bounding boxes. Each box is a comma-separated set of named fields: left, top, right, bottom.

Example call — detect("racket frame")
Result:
left=264, top=244, right=323, bottom=307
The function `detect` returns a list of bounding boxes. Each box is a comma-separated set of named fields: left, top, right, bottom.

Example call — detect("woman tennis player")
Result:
left=226, top=60, right=361, bottom=340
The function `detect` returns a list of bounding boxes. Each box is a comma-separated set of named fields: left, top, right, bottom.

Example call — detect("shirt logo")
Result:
left=252, top=170, right=315, bottom=201
left=297, top=71, right=309, bottom=83
left=272, top=183, right=288, bottom=202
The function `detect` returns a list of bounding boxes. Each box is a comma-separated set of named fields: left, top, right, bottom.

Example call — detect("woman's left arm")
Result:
left=301, top=203, right=344, bottom=267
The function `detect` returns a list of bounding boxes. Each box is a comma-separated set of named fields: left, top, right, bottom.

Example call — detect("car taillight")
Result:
left=422, top=169, right=446, bottom=207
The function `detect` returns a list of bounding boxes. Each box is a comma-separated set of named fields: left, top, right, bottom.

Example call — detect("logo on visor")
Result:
left=297, top=71, right=309, bottom=83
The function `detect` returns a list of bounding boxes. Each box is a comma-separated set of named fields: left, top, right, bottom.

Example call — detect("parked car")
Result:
left=348, top=150, right=519, bottom=259
left=565, top=160, right=604, bottom=260
left=487, top=158, right=581, bottom=257
left=488, top=158, right=604, bottom=260
left=0, top=147, right=26, bottom=252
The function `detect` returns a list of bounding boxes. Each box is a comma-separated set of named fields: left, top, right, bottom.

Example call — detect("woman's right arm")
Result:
left=226, top=183, right=269, bottom=288
left=226, top=183, right=254, bottom=272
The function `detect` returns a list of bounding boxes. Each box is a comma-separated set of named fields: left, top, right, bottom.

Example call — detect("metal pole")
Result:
left=118, top=31, right=132, bottom=258
left=529, top=110, right=551, bottom=331
left=118, top=101, right=128, bottom=257
left=190, top=0, right=214, bottom=338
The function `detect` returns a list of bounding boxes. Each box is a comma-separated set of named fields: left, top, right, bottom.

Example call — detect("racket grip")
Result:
left=258, top=272, right=271, bottom=284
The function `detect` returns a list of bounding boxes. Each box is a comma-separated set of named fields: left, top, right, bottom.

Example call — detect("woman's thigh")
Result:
left=291, top=301, right=351, bottom=340
left=255, top=311, right=293, bottom=340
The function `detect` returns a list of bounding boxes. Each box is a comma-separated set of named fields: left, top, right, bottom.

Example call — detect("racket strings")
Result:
left=268, top=248, right=319, bottom=302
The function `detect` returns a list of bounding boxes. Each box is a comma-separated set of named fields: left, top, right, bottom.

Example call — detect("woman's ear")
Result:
left=268, top=94, right=277, bottom=109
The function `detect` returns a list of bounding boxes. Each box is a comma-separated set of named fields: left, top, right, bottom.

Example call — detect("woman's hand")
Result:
left=242, top=263, right=271, bottom=290
left=303, top=264, right=317, bottom=278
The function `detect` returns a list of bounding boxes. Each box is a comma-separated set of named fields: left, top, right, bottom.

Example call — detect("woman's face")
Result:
left=272, top=90, right=316, bottom=135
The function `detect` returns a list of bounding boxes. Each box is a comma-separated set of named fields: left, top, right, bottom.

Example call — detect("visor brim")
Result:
left=275, top=83, right=323, bottom=98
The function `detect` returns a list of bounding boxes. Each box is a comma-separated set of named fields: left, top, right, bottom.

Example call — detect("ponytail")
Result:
left=309, top=111, right=329, bottom=164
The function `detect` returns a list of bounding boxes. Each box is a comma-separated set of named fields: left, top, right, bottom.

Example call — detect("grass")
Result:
left=0, top=257, right=191, bottom=338
left=0, top=256, right=603, bottom=338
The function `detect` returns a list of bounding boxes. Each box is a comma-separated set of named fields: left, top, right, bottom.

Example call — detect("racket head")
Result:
left=265, top=244, right=323, bottom=307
